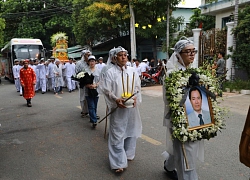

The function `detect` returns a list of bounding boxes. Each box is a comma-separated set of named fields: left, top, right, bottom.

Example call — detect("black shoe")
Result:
left=164, top=161, right=178, bottom=180
left=97, top=115, right=100, bottom=119
left=81, top=113, right=89, bottom=118
left=92, top=123, right=97, bottom=128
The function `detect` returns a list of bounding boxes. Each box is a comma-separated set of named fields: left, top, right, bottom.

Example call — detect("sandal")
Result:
left=115, top=168, right=124, bottom=173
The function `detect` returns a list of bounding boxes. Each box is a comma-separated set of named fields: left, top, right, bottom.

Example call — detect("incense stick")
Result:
left=122, top=71, right=125, bottom=97
left=127, top=74, right=129, bottom=96
left=131, top=72, right=135, bottom=94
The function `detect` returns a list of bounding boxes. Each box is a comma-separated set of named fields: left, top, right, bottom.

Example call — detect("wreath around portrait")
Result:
left=165, top=67, right=226, bottom=143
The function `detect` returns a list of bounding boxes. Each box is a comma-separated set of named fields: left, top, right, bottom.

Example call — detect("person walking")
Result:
left=85, top=55, right=100, bottom=128
left=36, top=58, right=47, bottom=94
left=19, top=59, right=36, bottom=107
left=17, top=59, right=24, bottom=96
left=215, top=51, right=225, bottom=97
left=12, top=59, right=20, bottom=92
left=63, top=58, right=75, bottom=93
left=46, top=58, right=56, bottom=92
left=53, top=59, right=64, bottom=94
left=163, top=37, right=202, bottom=180
left=96, top=57, right=106, bottom=72
left=100, top=46, right=142, bottom=173
left=75, top=50, right=91, bottom=117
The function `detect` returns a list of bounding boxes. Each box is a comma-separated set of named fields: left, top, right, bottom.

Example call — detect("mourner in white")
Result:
left=36, top=58, right=47, bottom=94
left=34, top=59, right=40, bottom=92
left=133, top=59, right=142, bottom=78
left=12, top=59, right=20, bottom=92
left=95, top=57, right=106, bottom=72
left=63, top=58, right=76, bottom=92
left=163, top=37, right=202, bottom=180
left=17, top=59, right=24, bottom=96
left=53, top=59, right=64, bottom=94
left=46, top=58, right=56, bottom=92
left=100, top=46, right=142, bottom=173
left=75, top=50, right=91, bottom=117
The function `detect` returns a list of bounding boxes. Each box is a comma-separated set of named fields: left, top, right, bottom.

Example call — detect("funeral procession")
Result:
left=1, top=0, right=250, bottom=180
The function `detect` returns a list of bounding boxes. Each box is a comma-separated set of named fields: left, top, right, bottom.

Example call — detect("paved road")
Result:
left=0, top=79, right=250, bottom=180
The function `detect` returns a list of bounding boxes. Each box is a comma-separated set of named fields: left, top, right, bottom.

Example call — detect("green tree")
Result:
left=73, top=0, right=182, bottom=60
left=131, top=0, right=181, bottom=60
left=231, top=5, right=250, bottom=78
left=0, top=18, right=5, bottom=47
left=73, top=0, right=130, bottom=46
left=187, top=8, right=215, bottom=34
left=0, top=0, right=74, bottom=49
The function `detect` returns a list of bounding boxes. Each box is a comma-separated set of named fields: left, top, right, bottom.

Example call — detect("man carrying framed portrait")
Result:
left=162, top=37, right=225, bottom=180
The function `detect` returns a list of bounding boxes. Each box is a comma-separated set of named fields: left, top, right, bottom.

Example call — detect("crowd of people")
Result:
left=12, top=40, right=226, bottom=179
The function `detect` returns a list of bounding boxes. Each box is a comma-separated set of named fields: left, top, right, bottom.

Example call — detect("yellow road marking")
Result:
left=140, top=134, right=162, bottom=145
left=76, top=105, right=161, bottom=146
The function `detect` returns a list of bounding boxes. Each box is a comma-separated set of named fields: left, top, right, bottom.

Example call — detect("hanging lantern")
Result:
left=135, top=23, right=139, bottom=28
left=157, top=17, right=161, bottom=22
left=142, top=26, right=146, bottom=29
left=148, top=24, right=152, bottom=28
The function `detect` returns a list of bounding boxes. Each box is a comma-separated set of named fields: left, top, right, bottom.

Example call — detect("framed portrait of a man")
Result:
left=184, top=86, right=214, bottom=130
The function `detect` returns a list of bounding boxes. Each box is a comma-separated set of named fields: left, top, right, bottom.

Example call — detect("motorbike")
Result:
left=141, top=67, right=163, bottom=87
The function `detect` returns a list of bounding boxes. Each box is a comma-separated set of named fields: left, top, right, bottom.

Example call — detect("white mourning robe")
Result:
left=63, top=62, right=75, bottom=91
left=75, top=59, right=88, bottom=113
left=17, top=65, right=23, bottom=94
left=163, top=61, right=204, bottom=180
left=54, top=64, right=64, bottom=87
left=36, top=63, right=47, bottom=92
left=47, top=62, right=56, bottom=90
left=101, top=64, right=142, bottom=170
left=35, top=65, right=40, bottom=91
left=12, top=65, right=20, bottom=91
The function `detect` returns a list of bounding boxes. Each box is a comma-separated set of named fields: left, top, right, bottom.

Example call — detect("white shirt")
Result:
left=140, top=62, right=149, bottom=73
left=47, top=62, right=56, bottom=78
left=63, top=62, right=75, bottom=77
left=12, top=65, right=19, bottom=78
left=126, top=61, right=132, bottom=67
left=96, top=63, right=106, bottom=72
left=36, top=63, right=47, bottom=79
left=134, top=64, right=142, bottom=77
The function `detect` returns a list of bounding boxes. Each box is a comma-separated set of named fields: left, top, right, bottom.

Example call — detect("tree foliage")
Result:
left=186, top=8, right=215, bottom=34
left=0, top=18, right=5, bottom=47
left=0, top=0, right=74, bottom=49
left=73, top=0, right=130, bottom=46
left=231, top=5, right=250, bottom=78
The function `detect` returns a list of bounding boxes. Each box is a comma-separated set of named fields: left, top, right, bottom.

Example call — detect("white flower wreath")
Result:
left=165, top=67, right=226, bottom=143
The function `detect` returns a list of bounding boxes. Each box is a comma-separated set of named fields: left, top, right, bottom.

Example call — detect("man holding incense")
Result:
left=100, top=46, right=142, bottom=173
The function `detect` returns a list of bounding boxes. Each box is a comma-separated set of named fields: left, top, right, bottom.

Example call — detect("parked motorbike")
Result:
left=141, top=67, right=163, bottom=87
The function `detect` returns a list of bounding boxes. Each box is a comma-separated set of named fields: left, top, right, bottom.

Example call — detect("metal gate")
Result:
left=198, top=28, right=227, bottom=66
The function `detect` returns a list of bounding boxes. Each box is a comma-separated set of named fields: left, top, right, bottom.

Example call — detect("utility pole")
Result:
left=129, top=3, right=137, bottom=60
left=232, top=0, right=239, bottom=80
left=166, top=2, right=170, bottom=60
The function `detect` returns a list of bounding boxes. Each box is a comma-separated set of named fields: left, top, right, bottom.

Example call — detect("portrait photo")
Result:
left=185, top=86, right=213, bottom=130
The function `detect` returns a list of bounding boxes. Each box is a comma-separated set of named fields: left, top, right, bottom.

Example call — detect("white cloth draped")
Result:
left=100, top=64, right=142, bottom=169
left=163, top=53, right=204, bottom=180
left=54, top=64, right=64, bottom=87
